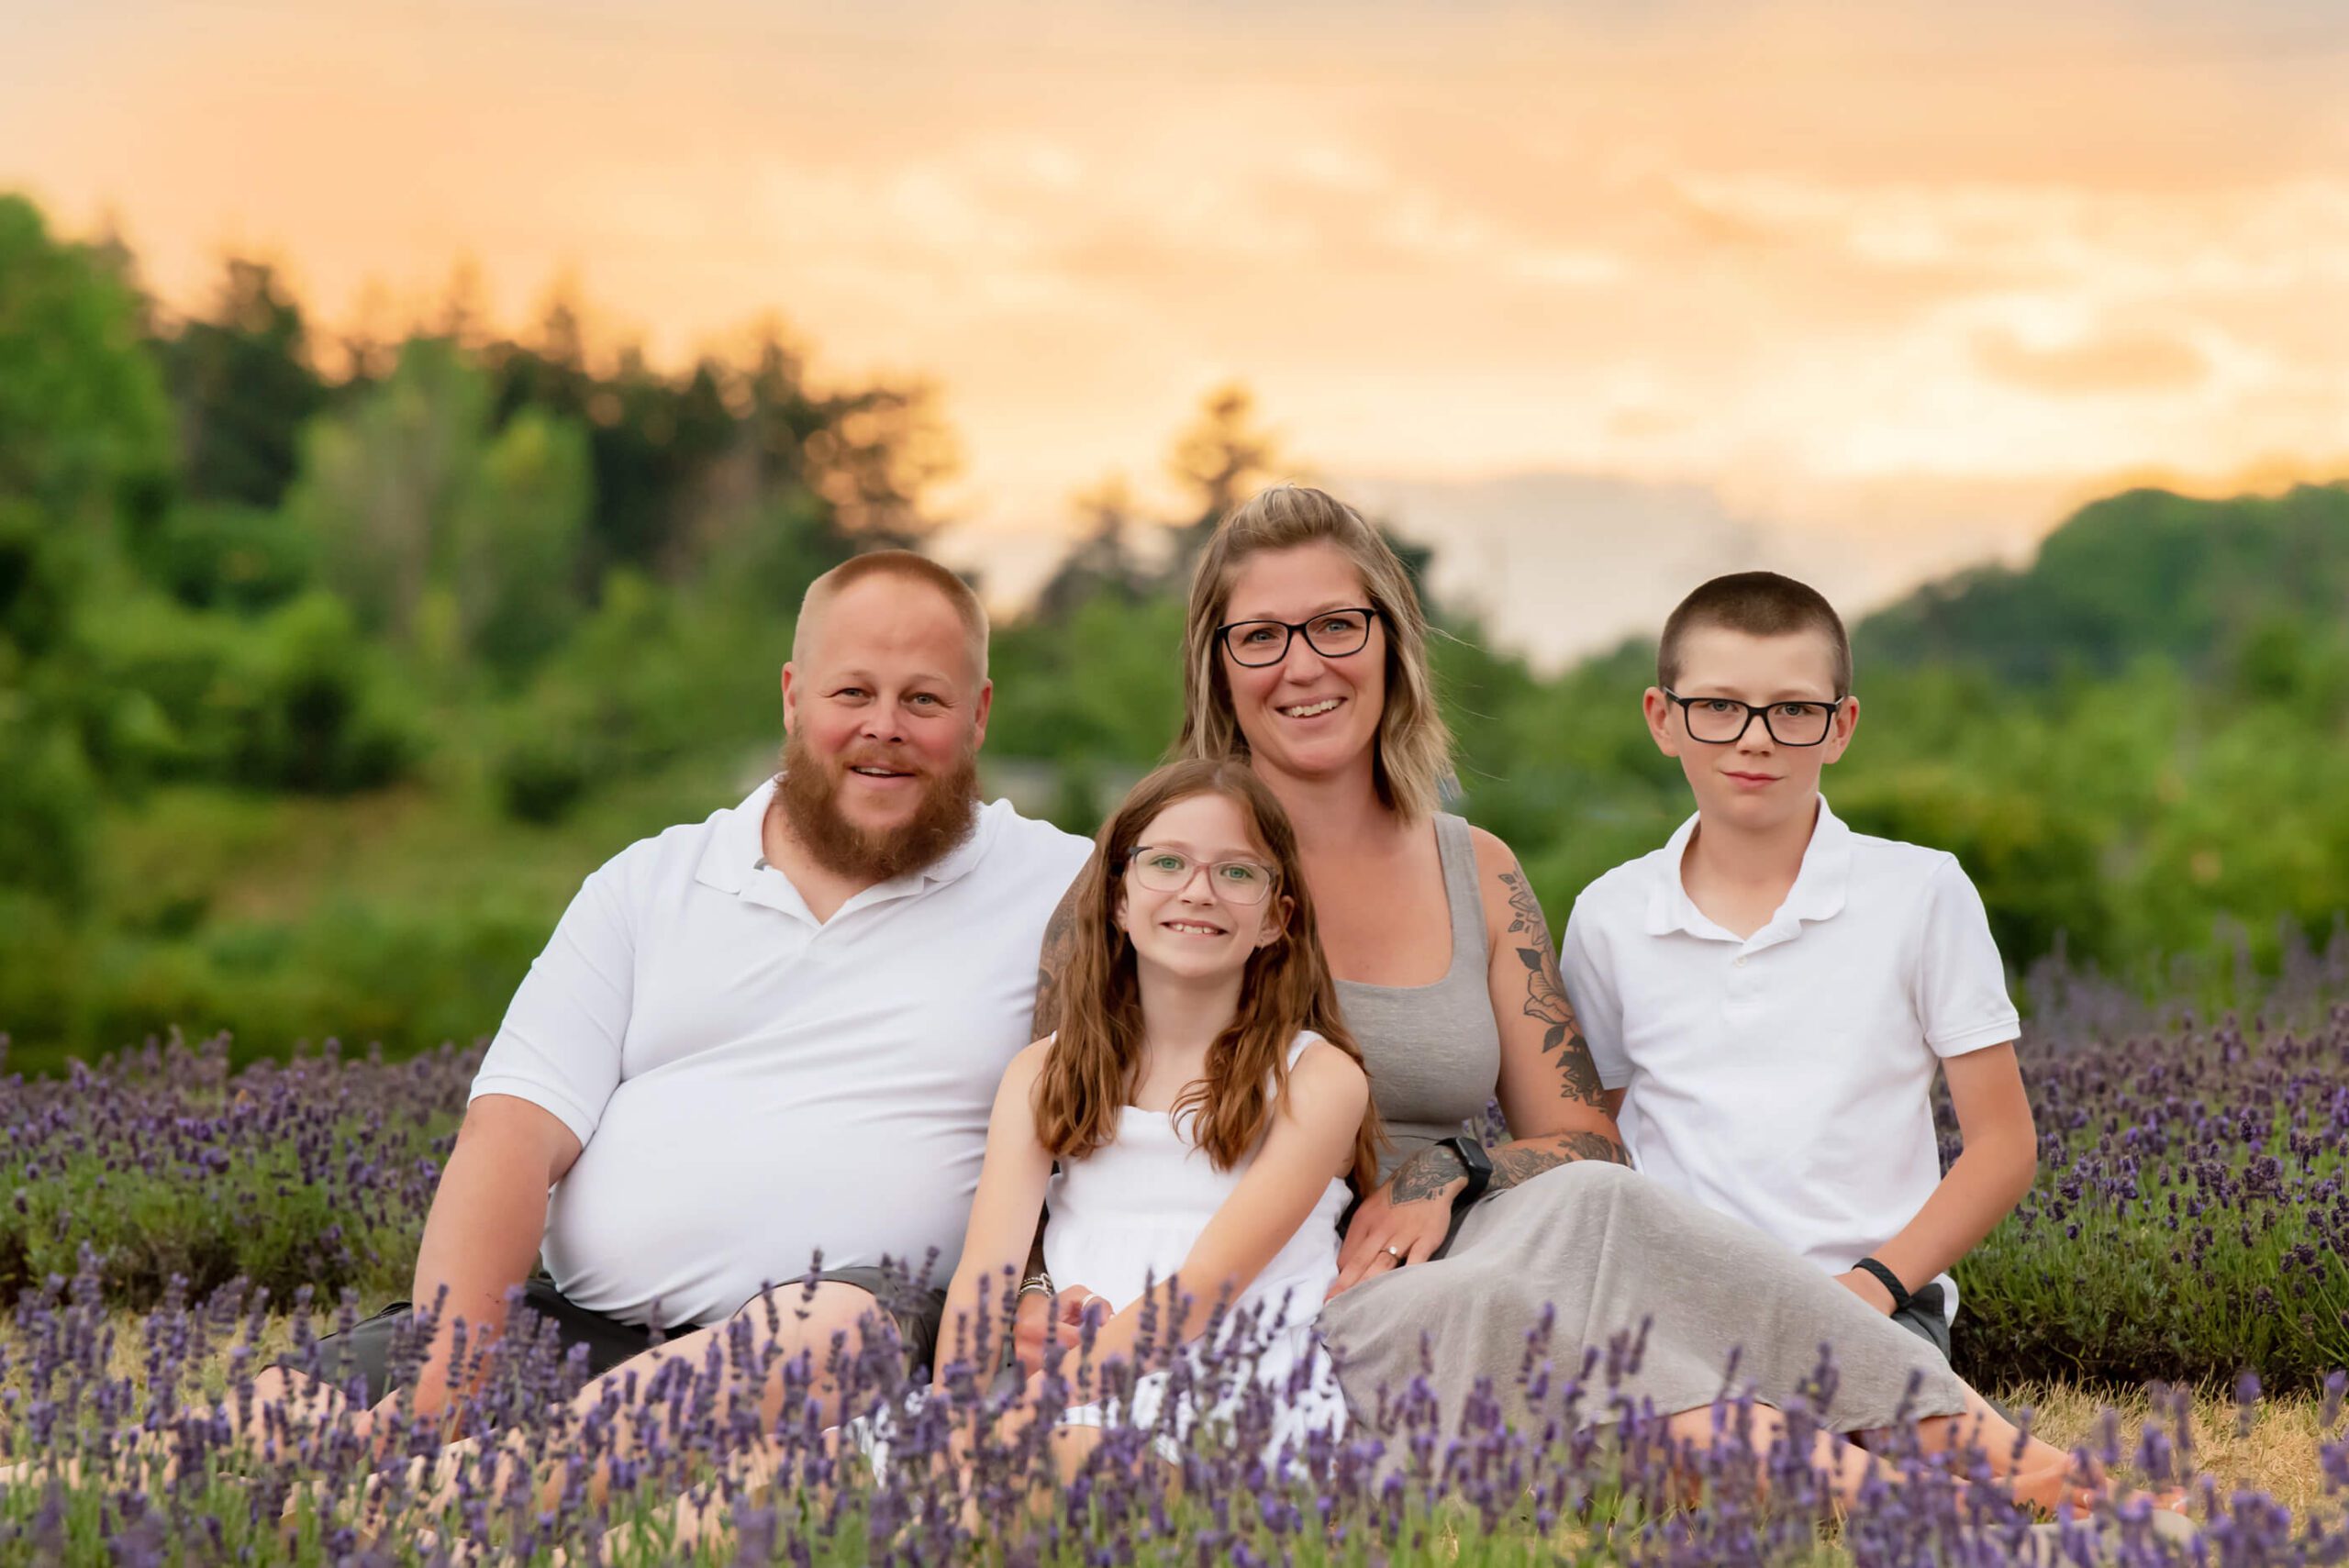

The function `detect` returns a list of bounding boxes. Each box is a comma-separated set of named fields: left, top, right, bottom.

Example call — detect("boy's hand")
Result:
left=1834, top=1268, right=1898, bottom=1315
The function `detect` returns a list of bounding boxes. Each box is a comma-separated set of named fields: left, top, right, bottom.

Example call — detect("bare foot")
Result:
left=2008, top=1455, right=2189, bottom=1520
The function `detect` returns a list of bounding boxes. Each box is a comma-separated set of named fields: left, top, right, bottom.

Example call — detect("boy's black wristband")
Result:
left=1852, top=1256, right=1912, bottom=1313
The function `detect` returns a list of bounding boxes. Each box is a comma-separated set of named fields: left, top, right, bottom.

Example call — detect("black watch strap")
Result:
left=1438, top=1135, right=1494, bottom=1207
left=1852, top=1256, right=1913, bottom=1313
left=1429, top=1136, right=1494, bottom=1262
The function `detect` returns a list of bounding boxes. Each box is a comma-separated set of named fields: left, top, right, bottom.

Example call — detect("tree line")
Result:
left=5, top=190, right=2347, bottom=1070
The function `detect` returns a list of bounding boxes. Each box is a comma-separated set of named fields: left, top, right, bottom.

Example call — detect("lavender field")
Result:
left=2, top=956, right=2345, bottom=1564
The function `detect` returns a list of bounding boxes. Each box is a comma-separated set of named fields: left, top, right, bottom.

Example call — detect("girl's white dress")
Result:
left=1042, top=1031, right=1352, bottom=1463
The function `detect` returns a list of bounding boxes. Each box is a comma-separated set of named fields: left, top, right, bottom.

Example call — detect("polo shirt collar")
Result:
left=694, top=775, right=998, bottom=905
left=696, top=778, right=777, bottom=895
left=1644, top=813, right=1707, bottom=937
left=889, top=799, right=996, bottom=895
left=1644, top=794, right=1853, bottom=940
left=1779, top=795, right=1853, bottom=926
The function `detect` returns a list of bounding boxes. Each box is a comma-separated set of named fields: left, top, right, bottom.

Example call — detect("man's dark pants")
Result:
left=306, top=1267, right=946, bottom=1407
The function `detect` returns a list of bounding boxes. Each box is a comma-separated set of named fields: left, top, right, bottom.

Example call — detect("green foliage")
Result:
left=985, top=589, right=1190, bottom=767
left=283, top=339, right=595, bottom=683
left=1857, top=483, right=2349, bottom=686
left=152, top=258, right=327, bottom=509
left=494, top=567, right=785, bottom=795
left=79, top=586, right=419, bottom=793
left=0, top=494, right=90, bottom=661
left=284, top=338, right=495, bottom=646
left=0, top=718, right=97, bottom=907
left=139, top=499, right=316, bottom=611
left=0, top=195, right=173, bottom=527
left=449, top=407, right=591, bottom=676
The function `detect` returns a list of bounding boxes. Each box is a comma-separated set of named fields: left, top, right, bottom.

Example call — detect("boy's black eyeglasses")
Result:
left=1661, top=690, right=1846, bottom=747
left=1214, top=606, right=1381, bottom=667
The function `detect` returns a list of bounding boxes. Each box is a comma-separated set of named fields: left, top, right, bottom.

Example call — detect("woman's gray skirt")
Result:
left=1316, top=1160, right=1971, bottom=1436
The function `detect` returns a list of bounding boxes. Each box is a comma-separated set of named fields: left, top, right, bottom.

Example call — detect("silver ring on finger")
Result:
left=1384, top=1244, right=1403, bottom=1262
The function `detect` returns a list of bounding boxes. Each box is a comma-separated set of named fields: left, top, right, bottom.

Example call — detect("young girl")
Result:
left=934, top=757, right=1380, bottom=1468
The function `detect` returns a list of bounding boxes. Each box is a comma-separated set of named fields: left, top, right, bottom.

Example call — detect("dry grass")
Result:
left=2004, top=1380, right=2339, bottom=1515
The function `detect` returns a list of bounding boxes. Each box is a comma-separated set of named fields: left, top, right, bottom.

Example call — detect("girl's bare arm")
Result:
left=1083, top=1043, right=1367, bottom=1368
left=936, top=1041, right=1057, bottom=1388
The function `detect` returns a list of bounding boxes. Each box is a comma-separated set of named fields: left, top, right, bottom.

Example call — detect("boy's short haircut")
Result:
left=1657, top=572, right=1852, bottom=696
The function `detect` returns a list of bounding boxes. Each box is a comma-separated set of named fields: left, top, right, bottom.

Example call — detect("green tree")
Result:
left=0, top=195, right=176, bottom=910
left=284, top=338, right=491, bottom=645
left=284, top=339, right=590, bottom=680
left=1033, top=478, right=1150, bottom=623
left=448, top=409, right=591, bottom=677
left=0, top=195, right=173, bottom=530
left=153, top=258, right=326, bottom=509
left=1164, top=384, right=1282, bottom=562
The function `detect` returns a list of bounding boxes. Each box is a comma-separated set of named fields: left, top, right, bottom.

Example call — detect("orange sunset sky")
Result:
left=8, top=0, right=2349, bottom=663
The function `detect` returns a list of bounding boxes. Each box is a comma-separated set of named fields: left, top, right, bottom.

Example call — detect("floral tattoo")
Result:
left=1498, top=870, right=1606, bottom=1106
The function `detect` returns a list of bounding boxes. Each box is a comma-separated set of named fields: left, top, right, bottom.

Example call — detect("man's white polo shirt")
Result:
left=469, top=779, right=1092, bottom=1329
left=1559, top=796, right=2018, bottom=1322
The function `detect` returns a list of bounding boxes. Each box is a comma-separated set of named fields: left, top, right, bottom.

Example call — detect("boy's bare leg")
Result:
left=1665, top=1387, right=2186, bottom=1520
left=1911, top=1385, right=2071, bottom=1473
left=1664, top=1404, right=1884, bottom=1512
left=1911, top=1383, right=2186, bottom=1512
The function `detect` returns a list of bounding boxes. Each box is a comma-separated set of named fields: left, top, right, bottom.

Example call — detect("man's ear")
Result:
left=971, top=677, right=994, bottom=750
left=780, top=662, right=800, bottom=735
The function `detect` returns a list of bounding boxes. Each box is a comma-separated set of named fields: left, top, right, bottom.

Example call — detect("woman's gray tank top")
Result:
left=1332, top=813, right=1503, bottom=1179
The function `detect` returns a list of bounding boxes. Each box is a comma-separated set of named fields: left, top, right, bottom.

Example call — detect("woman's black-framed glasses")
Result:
left=1127, top=846, right=1277, bottom=904
left=1661, top=690, right=1846, bottom=747
left=1215, top=606, right=1381, bottom=667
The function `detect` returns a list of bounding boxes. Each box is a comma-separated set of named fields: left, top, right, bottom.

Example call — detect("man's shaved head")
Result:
left=793, top=550, right=989, bottom=682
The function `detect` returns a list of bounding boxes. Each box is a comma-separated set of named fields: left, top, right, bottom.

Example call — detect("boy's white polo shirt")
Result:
left=469, top=778, right=1092, bottom=1329
left=1559, top=796, right=2018, bottom=1322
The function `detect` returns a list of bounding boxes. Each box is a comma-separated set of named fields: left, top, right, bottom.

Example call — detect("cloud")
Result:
left=1972, top=324, right=2211, bottom=395
left=11, top=0, right=2349, bottom=662
left=1344, top=466, right=2106, bottom=669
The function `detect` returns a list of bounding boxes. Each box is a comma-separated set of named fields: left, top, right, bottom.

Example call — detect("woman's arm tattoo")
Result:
left=1489, top=1129, right=1631, bottom=1191
left=1030, top=890, right=1079, bottom=1039
left=1498, top=870, right=1608, bottom=1107
left=1392, top=1128, right=1630, bottom=1206
left=1387, top=1144, right=1466, bottom=1204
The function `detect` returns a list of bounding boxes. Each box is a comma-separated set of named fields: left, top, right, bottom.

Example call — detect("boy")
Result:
left=1557, top=572, right=2036, bottom=1357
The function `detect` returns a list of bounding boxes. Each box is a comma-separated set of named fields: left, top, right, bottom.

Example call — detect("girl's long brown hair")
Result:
left=1033, top=759, right=1385, bottom=1194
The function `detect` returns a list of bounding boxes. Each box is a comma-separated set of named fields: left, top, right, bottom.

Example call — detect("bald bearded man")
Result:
left=277, top=551, right=1091, bottom=1428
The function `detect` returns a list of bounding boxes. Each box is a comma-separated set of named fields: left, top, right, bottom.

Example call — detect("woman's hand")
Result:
left=1327, top=1147, right=1464, bottom=1298
left=1013, top=1283, right=1107, bottom=1376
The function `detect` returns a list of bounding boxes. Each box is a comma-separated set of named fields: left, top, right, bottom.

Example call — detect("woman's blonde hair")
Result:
left=1174, top=484, right=1454, bottom=821
left=1032, top=758, right=1385, bottom=1195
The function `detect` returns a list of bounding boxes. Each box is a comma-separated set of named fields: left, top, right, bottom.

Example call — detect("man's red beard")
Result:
left=772, top=729, right=981, bottom=884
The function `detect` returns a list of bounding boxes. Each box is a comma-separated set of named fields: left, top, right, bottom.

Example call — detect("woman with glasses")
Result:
left=1029, top=484, right=2131, bottom=1514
